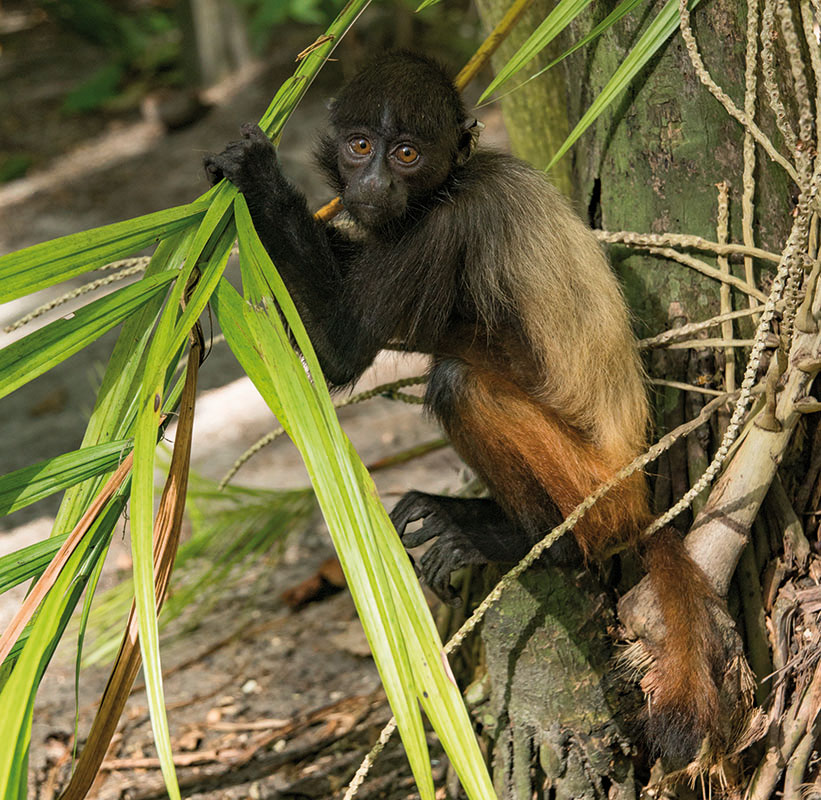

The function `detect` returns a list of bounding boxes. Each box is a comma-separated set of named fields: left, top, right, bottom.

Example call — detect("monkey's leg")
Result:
left=429, top=360, right=725, bottom=756
left=427, top=358, right=649, bottom=558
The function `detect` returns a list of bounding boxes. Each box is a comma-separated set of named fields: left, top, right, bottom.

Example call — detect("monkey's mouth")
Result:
left=347, top=201, right=391, bottom=228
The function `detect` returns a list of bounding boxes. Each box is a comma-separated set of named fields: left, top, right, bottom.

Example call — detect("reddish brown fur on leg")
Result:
left=437, top=363, right=722, bottom=758
left=441, top=365, right=649, bottom=555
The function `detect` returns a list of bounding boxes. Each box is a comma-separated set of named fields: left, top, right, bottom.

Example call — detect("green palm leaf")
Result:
left=479, top=0, right=597, bottom=102
left=0, top=202, right=206, bottom=303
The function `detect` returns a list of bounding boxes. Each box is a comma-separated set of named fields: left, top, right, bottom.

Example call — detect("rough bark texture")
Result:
left=480, top=567, right=639, bottom=800
left=567, top=0, right=791, bottom=334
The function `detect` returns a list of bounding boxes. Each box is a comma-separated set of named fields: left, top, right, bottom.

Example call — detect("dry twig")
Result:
left=218, top=376, right=426, bottom=488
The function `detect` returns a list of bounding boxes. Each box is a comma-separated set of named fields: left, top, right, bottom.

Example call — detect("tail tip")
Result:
left=644, top=707, right=708, bottom=765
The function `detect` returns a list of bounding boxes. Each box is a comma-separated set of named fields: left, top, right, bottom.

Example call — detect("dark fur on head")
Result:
left=315, top=51, right=469, bottom=212
left=330, top=51, right=466, bottom=144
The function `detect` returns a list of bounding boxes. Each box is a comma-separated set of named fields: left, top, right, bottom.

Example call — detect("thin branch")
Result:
left=782, top=729, right=816, bottom=799
left=735, top=541, right=772, bottom=704
left=218, top=376, right=427, bottom=488
left=774, top=0, right=814, bottom=151
left=638, top=304, right=767, bottom=348
left=771, top=0, right=817, bottom=343
left=95, top=256, right=153, bottom=272
left=799, top=3, right=821, bottom=168
left=217, top=427, right=286, bottom=490
left=649, top=378, right=728, bottom=397
left=643, top=246, right=768, bottom=302
left=747, top=663, right=821, bottom=799
left=454, top=0, right=536, bottom=90
left=760, top=0, right=799, bottom=160
left=593, top=229, right=781, bottom=262
left=742, top=0, right=760, bottom=319
left=341, top=719, right=398, bottom=800
left=4, top=263, right=148, bottom=333
left=716, top=181, right=736, bottom=392
left=663, top=337, right=754, bottom=350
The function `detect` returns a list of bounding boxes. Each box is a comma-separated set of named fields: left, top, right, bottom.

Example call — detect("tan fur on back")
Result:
left=464, top=158, right=649, bottom=467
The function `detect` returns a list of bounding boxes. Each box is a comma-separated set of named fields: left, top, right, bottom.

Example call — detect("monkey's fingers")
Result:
left=202, top=136, right=277, bottom=195
left=401, top=516, right=449, bottom=549
left=389, top=490, right=433, bottom=536
left=418, top=545, right=461, bottom=606
left=202, top=155, right=225, bottom=187
left=203, top=151, right=245, bottom=186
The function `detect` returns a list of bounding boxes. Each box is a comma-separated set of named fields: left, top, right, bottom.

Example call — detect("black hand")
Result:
left=203, top=123, right=278, bottom=193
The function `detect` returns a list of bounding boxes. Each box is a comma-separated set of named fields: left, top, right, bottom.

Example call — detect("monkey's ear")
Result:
left=456, top=118, right=484, bottom=165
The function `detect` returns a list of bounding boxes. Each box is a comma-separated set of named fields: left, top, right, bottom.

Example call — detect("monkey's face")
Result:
left=333, top=122, right=456, bottom=230
left=314, top=53, right=470, bottom=229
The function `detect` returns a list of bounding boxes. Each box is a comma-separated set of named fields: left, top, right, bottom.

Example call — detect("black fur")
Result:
left=203, top=52, right=572, bottom=601
left=329, top=52, right=465, bottom=147
left=206, top=55, right=732, bottom=763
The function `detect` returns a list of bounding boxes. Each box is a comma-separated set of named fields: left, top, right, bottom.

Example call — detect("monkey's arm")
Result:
left=204, top=124, right=383, bottom=386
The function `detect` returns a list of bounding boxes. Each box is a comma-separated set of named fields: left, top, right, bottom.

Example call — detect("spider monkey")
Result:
left=204, top=51, right=724, bottom=760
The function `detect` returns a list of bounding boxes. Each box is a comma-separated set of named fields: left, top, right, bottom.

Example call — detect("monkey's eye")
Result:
left=348, top=137, right=372, bottom=156
left=393, top=145, right=420, bottom=165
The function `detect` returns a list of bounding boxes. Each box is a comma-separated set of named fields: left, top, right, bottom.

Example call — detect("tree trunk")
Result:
left=178, top=0, right=253, bottom=88
left=568, top=0, right=791, bottom=331
left=480, top=567, right=640, bottom=800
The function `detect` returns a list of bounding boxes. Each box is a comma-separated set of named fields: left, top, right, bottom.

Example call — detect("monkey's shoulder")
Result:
left=452, top=150, right=555, bottom=191
left=446, top=150, right=566, bottom=221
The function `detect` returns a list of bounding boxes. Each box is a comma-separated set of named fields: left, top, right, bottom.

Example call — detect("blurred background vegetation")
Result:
left=0, top=0, right=485, bottom=183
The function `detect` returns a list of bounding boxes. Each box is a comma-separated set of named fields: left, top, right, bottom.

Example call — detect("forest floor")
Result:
left=0, top=7, right=509, bottom=799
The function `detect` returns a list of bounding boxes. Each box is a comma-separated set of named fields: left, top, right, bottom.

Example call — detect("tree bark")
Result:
left=568, top=0, right=791, bottom=334
left=178, top=0, right=253, bottom=88
left=480, top=567, right=639, bottom=800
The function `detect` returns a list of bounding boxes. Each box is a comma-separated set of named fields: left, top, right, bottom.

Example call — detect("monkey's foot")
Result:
left=390, top=491, right=492, bottom=605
